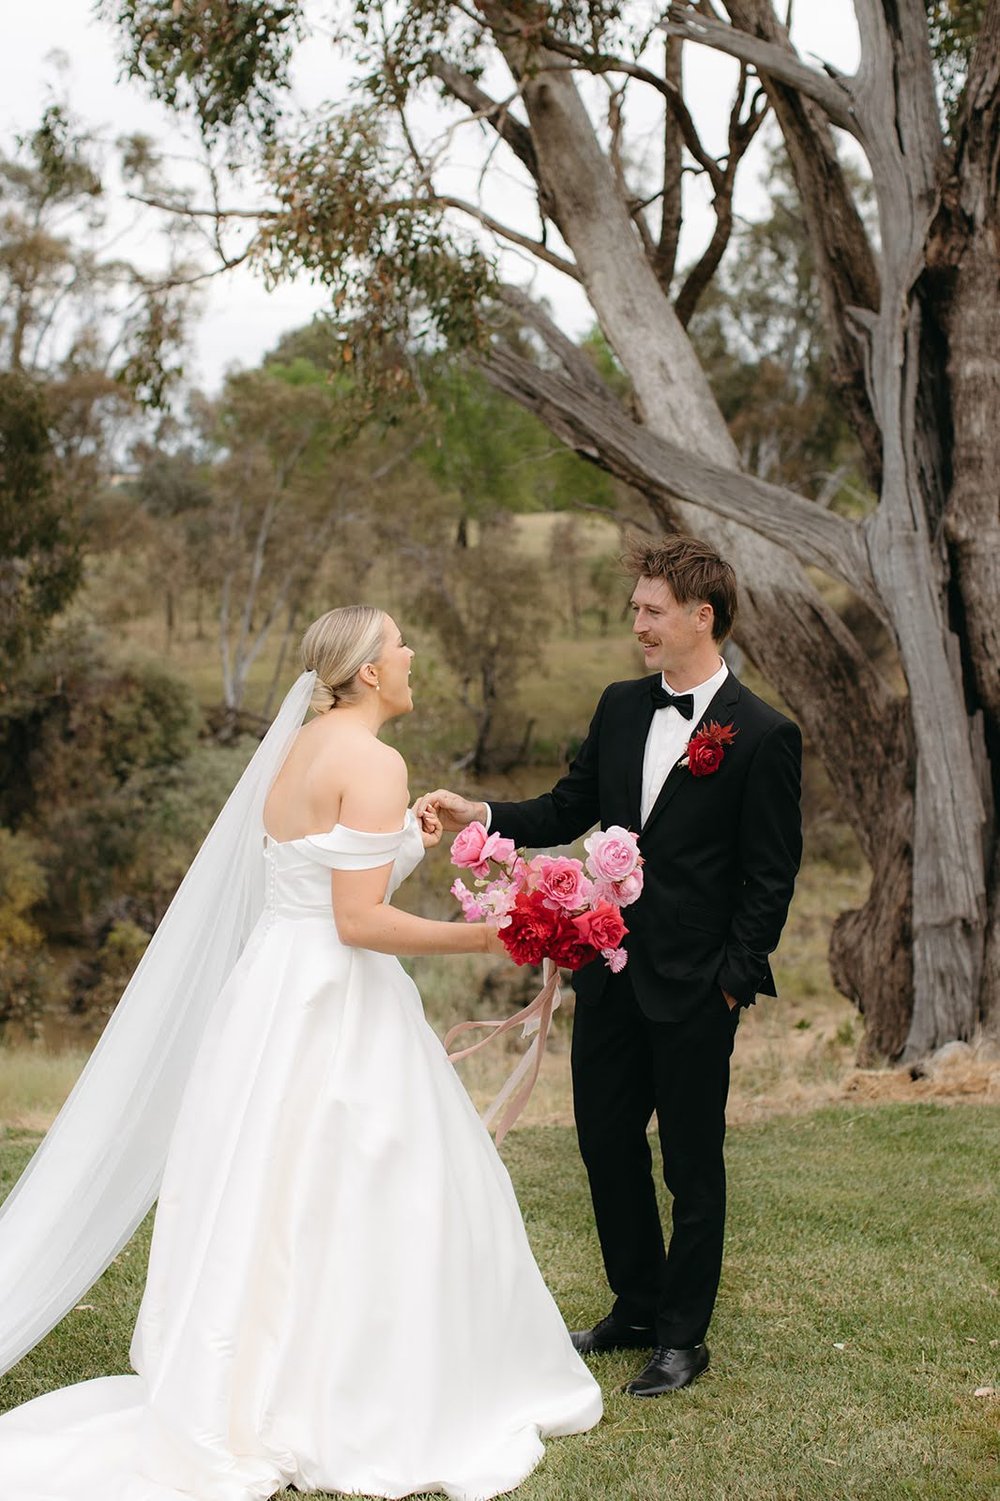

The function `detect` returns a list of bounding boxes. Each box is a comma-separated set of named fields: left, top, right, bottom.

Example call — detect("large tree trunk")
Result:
left=486, top=25, right=919, bottom=1053
left=936, top=3, right=1000, bottom=1034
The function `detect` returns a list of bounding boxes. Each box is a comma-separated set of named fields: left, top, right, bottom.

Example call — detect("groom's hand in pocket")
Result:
left=414, top=788, right=487, bottom=834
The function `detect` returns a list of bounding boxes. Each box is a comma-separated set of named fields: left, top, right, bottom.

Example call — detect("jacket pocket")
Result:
left=677, top=902, right=730, bottom=936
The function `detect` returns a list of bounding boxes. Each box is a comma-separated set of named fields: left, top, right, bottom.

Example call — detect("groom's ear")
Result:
left=694, top=601, right=715, bottom=635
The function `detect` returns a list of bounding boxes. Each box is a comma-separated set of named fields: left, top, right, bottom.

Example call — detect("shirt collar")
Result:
left=661, top=657, right=728, bottom=706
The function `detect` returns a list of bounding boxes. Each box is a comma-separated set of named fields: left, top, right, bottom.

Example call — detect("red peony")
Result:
left=547, top=912, right=600, bottom=971
left=571, top=900, right=627, bottom=954
left=684, top=720, right=738, bottom=778
left=500, top=890, right=557, bottom=966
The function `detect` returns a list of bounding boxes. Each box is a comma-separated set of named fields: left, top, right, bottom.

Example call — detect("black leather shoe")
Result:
left=570, top=1313, right=655, bottom=1356
left=624, top=1343, right=710, bottom=1396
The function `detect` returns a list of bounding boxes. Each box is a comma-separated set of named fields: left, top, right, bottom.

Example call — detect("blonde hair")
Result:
left=300, top=605, right=387, bottom=713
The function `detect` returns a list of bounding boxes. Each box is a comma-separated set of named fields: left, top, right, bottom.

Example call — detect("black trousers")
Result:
left=570, top=969, right=739, bottom=1349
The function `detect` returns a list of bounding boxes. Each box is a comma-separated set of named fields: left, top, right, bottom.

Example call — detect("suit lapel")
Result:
left=641, top=671, right=742, bottom=836
left=624, top=678, right=658, bottom=831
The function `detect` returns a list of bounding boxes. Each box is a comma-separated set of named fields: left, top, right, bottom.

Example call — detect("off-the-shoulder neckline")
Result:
left=263, top=809, right=414, bottom=848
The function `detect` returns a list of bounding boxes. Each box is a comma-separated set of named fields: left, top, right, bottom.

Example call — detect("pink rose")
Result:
left=571, top=900, right=627, bottom=953
left=533, top=856, right=594, bottom=912
left=451, top=822, right=491, bottom=871
left=584, top=826, right=641, bottom=884
left=602, top=946, right=629, bottom=973
left=594, top=868, right=644, bottom=908
left=451, top=823, right=518, bottom=878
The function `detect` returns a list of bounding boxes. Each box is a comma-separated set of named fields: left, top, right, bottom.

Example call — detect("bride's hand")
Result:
left=414, top=788, right=487, bottom=834
left=484, top=924, right=508, bottom=958
left=414, top=801, right=443, bottom=849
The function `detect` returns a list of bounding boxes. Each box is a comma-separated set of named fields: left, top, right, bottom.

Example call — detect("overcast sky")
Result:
left=4, top=3, right=861, bottom=393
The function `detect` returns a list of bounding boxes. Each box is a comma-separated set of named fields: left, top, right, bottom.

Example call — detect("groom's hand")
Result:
left=414, top=788, right=487, bottom=833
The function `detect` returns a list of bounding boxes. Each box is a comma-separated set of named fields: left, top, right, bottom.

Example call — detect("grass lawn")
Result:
left=1, top=1105, right=997, bottom=1499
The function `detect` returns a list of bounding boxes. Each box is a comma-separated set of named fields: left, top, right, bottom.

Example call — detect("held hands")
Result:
left=413, top=788, right=488, bottom=834
left=413, top=800, right=443, bottom=850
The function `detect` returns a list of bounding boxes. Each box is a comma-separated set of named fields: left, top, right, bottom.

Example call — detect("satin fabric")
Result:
left=0, top=813, right=601, bottom=1500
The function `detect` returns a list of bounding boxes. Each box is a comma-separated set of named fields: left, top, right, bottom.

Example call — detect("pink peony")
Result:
left=584, top=826, right=641, bottom=884
left=451, top=823, right=518, bottom=878
left=594, top=868, right=644, bottom=908
left=532, top=855, right=595, bottom=912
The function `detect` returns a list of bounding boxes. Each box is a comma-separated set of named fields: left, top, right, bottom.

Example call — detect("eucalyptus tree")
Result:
left=105, top=1, right=1000, bottom=1058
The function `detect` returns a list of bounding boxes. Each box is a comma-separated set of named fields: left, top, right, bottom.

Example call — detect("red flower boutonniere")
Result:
left=680, top=720, right=738, bottom=777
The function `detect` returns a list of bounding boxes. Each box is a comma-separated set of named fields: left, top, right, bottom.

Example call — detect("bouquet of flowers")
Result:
left=449, top=822, right=643, bottom=971
left=445, top=824, right=643, bottom=1143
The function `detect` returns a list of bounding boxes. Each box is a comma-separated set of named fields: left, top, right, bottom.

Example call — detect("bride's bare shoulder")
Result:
left=303, top=722, right=407, bottom=823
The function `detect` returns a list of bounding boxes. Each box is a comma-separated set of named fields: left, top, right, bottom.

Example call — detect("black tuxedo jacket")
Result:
left=489, top=671, right=803, bottom=1022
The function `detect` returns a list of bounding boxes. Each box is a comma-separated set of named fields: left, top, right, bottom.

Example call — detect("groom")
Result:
left=420, top=534, right=802, bottom=1396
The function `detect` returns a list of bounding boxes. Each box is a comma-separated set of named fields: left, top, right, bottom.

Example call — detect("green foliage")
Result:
left=103, top=0, right=304, bottom=139
left=0, top=633, right=202, bottom=937
left=0, top=827, right=65, bottom=1031
left=73, top=919, right=151, bottom=1021
left=258, top=108, right=495, bottom=391
left=0, top=828, right=47, bottom=952
left=14, top=104, right=102, bottom=204
left=688, top=155, right=872, bottom=514
left=0, top=373, right=82, bottom=682
left=403, top=510, right=552, bottom=771
left=926, top=0, right=990, bottom=121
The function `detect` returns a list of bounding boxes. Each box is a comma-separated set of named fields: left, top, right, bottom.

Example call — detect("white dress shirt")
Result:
left=483, top=657, right=729, bottom=834
left=640, top=658, right=729, bottom=827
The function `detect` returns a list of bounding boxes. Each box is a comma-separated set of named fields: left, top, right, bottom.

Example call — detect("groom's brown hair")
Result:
left=623, top=534, right=738, bottom=643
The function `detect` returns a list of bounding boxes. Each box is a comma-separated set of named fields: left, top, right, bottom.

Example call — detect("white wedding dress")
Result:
left=0, top=811, right=601, bottom=1501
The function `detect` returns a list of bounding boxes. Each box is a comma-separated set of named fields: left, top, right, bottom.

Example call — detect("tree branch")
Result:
left=536, top=30, right=725, bottom=188
left=658, top=6, right=860, bottom=135
left=427, top=54, right=540, bottom=182
left=479, top=341, right=885, bottom=617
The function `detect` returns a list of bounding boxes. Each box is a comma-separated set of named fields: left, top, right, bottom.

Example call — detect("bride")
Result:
left=0, top=605, right=602, bottom=1501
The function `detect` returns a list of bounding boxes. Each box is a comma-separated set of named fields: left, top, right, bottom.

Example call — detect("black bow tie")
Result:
left=650, top=681, right=695, bottom=718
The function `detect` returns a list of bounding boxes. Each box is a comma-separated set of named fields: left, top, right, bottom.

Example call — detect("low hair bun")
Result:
left=300, top=605, right=386, bottom=713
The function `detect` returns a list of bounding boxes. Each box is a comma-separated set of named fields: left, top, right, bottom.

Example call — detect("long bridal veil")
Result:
left=0, top=670, right=316, bottom=1379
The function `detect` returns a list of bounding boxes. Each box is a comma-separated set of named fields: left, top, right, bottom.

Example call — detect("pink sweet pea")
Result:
left=477, top=880, right=518, bottom=929
left=450, top=877, right=486, bottom=922
left=533, top=856, right=595, bottom=912
left=584, top=826, right=641, bottom=884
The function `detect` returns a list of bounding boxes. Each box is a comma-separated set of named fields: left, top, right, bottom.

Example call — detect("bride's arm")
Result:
left=331, top=757, right=501, bottom=958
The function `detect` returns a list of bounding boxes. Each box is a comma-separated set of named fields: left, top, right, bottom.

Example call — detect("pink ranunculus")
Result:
left=602, top=946, right=629, bottom=973
left=584, top=826, right=641, bottom=884
left=571, top=900, right=627, bottom=953
left=450, top=877, right=486, bottom=922
left=533, top=856, right=594, bottom=912
left=594, top=868, right=644, bottom=908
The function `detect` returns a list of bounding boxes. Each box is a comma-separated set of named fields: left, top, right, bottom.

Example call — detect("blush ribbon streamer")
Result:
left=444, top=958, right=561, bottom=1146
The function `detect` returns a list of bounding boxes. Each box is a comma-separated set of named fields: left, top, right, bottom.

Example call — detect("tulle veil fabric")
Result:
left=0, top=670, right=317, bottom=1378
